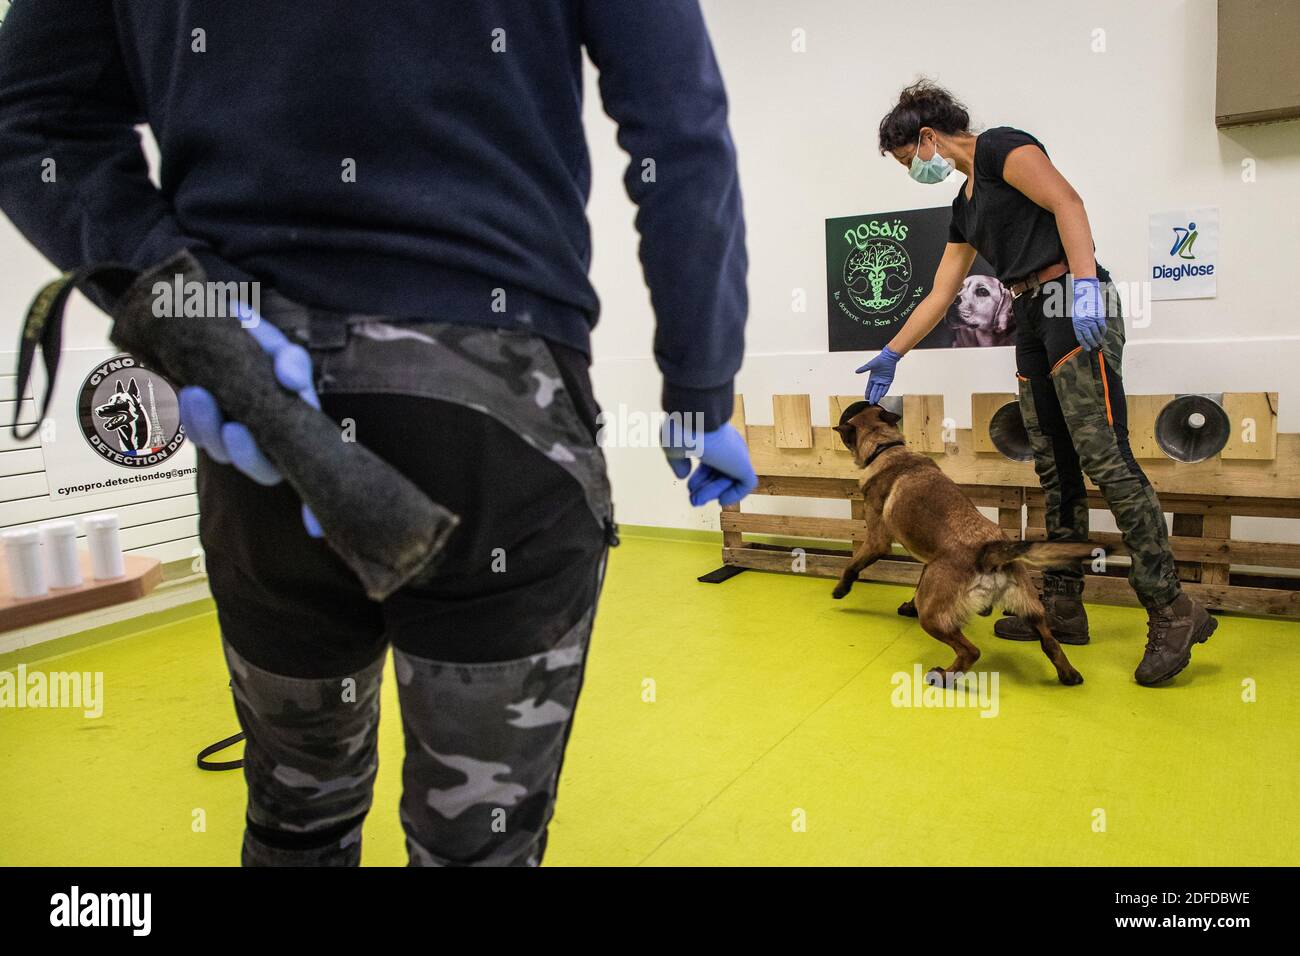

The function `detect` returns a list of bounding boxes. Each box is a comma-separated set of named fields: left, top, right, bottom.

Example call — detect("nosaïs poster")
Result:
left=826, top=206, right=1007, bottom=352
left=31, top=349, right=197, bottom=501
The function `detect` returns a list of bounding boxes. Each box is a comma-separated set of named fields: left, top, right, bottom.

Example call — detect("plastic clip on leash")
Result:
left=12, top=251, right=460, bottom=601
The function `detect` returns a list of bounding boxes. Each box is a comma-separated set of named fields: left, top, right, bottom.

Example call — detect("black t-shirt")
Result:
left=948, top=127, right=1101, bottom=284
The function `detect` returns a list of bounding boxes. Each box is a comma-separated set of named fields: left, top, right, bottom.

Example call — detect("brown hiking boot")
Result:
left=1135, top=593, right=1217, bottom=685
left=994, top=587, right=1090, bottom=645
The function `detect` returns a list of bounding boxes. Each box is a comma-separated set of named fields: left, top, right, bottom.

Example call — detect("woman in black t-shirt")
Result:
left=855, top=80, right=1214, bottom=687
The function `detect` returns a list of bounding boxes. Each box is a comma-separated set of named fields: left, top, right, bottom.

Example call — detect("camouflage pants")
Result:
left=200, top=297, right=614, bottom=866
left=1014, top=277, right=1181, bottom=609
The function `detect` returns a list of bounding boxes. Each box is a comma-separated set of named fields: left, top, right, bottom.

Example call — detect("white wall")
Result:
left=585, top=0, right=1300, bottom=535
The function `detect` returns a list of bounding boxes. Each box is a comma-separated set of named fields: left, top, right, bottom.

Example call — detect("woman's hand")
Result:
left=1071, top=277, right=1106, bottom=351
left=856, top=346, right=902, bottom=404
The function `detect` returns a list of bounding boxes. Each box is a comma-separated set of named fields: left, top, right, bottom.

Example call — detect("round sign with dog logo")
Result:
left=76, top=355, right=186, bottom=468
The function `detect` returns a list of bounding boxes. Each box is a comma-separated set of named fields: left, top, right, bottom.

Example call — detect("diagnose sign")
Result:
left=1148, top=207, right=1219, bottom=300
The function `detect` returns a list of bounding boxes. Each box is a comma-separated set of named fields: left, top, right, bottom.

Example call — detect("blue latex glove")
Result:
left=663, top=423, right=757, bottom=507
left=1071, top=277, right=1106, bottom=351
left=178, top=312, right=324, bottom=537
left=855, top=345, right=902, bottom=404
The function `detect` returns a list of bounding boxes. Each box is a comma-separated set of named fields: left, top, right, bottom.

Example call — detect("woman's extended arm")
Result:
left=887, top=241, right=977, bottom=354
left=1002, top=145, right=1097, bottom=279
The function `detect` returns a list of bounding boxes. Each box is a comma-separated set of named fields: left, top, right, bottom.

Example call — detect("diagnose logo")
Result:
left=1169, top=221, right=1199, bottom=259
left=1154, top=220, right=1215, bottom=282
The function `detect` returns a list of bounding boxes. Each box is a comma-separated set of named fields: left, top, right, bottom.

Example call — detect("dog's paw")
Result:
left=924, top=668, right=949, bottom=688
left=1059, top=669, right=1085, bottom=686
left=831, top=586, right=850, bottom=600
left=897, top=599, right=917, bottom=617
left=977, top=605, right=993, bottom=617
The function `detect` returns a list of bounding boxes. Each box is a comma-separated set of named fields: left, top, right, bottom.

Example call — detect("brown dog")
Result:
left=832, top=401, right=1097, bottom=686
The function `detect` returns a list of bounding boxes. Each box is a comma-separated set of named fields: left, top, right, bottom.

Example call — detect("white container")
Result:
left=41, top=519, right=83, bottom=589
left=84, top=513, right=126, bottom=580
left=3, top=527, right=48, bottom=599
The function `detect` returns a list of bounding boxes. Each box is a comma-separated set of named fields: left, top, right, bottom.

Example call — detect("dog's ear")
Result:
left=879, top=408, right=902, bottom=427
left=127, top=377, right=140, bottom=398
left=832, top=423, right=856, bottom=450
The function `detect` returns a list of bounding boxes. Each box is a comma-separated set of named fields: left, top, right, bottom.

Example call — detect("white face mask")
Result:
left=909, top=131, right=954, bottom=185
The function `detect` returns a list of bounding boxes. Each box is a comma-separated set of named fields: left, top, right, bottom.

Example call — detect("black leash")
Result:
left=197, top=732, right=245, bottom=772
left=12, top=263, right=138, bottom=440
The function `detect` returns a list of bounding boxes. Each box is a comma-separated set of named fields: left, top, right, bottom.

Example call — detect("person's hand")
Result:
left=1071, top=277, right=1106, bottom=351
left=855, top=345, right=902, bottom=404
left=179, top=312, right=323, bottom=537
left=663, top=423, right=757, bottom=507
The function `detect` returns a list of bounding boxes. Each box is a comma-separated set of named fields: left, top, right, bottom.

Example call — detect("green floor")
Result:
left=2, top=533, right=1297, bottom=866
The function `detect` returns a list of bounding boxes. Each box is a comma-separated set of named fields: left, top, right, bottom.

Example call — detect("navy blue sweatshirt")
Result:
left=0, top=0, right=747, bottom=429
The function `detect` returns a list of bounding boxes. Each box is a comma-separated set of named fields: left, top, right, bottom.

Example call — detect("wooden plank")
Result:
left=729, top=394, right=747, bottom=445
left=902, top=394, right=945, bottom=453
left=828, top=395, right=861, bottom=424
left=724, top=546, right=920, bottom=586
left=1023, top=527, right=1300, bottom=569
left=1201, top=514, right=1232, bottom=585
left=828, top=395, right=861, bottom=454
left=971, top=393, right=1017, bottom=455
left=720, top=511, right=869, bottom=542
left=1128, top=394, right=1175, bottom=460
left=1172, top=513, right=1206, bottom=583
left=754, top=475, right=862, bottom=499
left=772, top=394, right=812, bottom=449
left=1076, top=574, right=1300, bottom=618
left=720, top=502, right=743, bottom=548
left=1024, top=488, right=1300, bottom=520
left=1221, top=392, right=1278, bottom=460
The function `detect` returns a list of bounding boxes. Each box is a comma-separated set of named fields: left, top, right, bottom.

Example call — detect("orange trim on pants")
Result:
left=1050, top=346, right=1082, bottom=375
left=1098, top=352, right=1114, bottom=426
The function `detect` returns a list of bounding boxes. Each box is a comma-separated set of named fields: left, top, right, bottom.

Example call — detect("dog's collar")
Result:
left=863, top=439, right=906, bottom=468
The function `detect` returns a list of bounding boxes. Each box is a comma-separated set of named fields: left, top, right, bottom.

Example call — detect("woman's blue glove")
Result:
left=178, top=312, right=323, bottom=537
left=855, top=345, right=902, bottom=404
left=1071, top=277, right=1106, bottom=351
left=663, top=423, right=757, bottom=507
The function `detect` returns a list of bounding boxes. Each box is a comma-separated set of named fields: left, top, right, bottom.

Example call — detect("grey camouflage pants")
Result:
left=201, top=301, right=614, bottom=866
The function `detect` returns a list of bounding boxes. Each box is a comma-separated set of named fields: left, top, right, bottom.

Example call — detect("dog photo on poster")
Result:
left=826, top=206, right=1011, bottom=352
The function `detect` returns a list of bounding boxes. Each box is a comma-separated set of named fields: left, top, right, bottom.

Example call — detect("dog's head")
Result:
left=94, top=378, right=143, bottom=432
left=833, top=400, right=903, bottom=468
left=950, top=274, right=1012, bottom=335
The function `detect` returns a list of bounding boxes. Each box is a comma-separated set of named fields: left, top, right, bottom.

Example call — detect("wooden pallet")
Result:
left=714, top=392, right=1300, bottom=618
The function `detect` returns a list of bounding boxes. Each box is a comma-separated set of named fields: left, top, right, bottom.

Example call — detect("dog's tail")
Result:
left=976, top=540, right=1100, bottom=573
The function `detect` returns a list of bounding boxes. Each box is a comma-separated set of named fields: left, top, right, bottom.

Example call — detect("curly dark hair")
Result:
left=878, top=79, right=971, bottom=154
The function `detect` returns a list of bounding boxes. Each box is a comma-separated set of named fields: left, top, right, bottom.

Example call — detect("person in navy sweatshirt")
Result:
left=0, top=0, right=754, bottom=866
